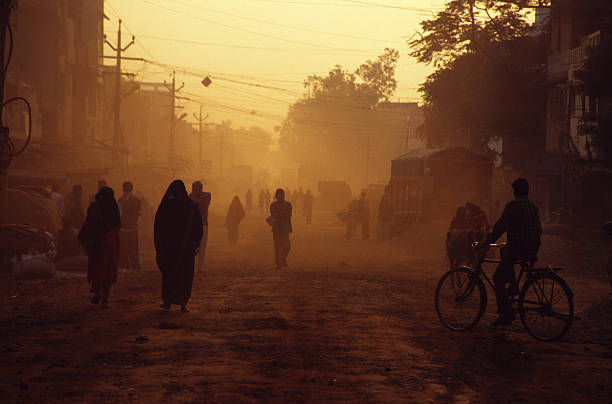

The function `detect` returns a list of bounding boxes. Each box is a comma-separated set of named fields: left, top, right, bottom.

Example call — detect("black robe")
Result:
left=154, top=180, right=203, bottom=305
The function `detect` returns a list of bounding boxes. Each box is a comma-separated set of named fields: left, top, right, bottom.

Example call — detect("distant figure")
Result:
left=89, top=179, right=108, bottom=204
left=258, top=190, right=266, bottom=214
left=78, top=187, right=121, bottom=309
left=303, top=190, right=314, bottom=225
left=269, top=188, right=292, bottom=268
left=135, top=190, right=154, bottom=253
left=449, top=206, right=470, bottom=231
left=377, top=190, right=393, bottom=241
left=50, top=183, right=64, bottom=217
left=465, top=202, right=489, bottom=231
left=65, top=185, right=85, bottom=230
left=118, top=181, right=141, bottom=270
left=486, top=178, right=542, bottom=326
left=189, top=180, right=212, bottom=271
left=357, top=191, right=370, bottom=240
left=340, top=200, right=359, bottom=240
left=246, top=189, right=253, bottom=213
left=154, top=180, right=203, bottom=313
left=55, top=217, right=81, bottom=261
left=264, top=189, right=271, bottom=209
left=225, top=196, right=245, bottom=245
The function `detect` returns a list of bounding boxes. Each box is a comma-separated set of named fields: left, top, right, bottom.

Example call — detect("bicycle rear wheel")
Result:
left=435, top=267, right=487, bottom=331
left=518, top=271, right=574, bottom=341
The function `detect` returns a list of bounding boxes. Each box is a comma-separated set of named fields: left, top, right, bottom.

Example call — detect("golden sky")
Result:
left=105, top=0, right=444, bottom=132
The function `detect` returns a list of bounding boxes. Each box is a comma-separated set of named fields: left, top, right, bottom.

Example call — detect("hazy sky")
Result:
left=105, top=0, right=444, bottom=132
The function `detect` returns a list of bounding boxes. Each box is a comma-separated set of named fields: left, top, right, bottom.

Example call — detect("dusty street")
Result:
left=1, top=211, right=611, bottom=403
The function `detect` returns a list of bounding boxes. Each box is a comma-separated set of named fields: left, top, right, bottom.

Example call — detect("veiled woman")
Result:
left=225, top=196, right=245, bottom=245
left=154, top=180, right=203, bottom=312
left=78, top=186, right=121, bottom=309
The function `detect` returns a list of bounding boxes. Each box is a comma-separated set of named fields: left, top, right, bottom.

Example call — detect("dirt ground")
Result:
left=1, top=210, right=611, bottom=403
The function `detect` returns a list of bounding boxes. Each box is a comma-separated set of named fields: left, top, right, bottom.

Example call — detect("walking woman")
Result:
left=225, top=196, right=245, bottom=245
left=154, top=180, right=203, bottom=313
left=269, top=188, right=292, bottom=268
left=78, top=187, right=121, bottom=309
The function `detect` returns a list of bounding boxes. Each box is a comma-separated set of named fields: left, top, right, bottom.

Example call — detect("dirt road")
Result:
left=1, top=211, right=610, bottom=403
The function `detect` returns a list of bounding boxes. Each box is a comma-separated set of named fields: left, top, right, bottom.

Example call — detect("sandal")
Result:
left=180, top=305, right=189, bottom=313
left=160, top=302, right=171, bottom=310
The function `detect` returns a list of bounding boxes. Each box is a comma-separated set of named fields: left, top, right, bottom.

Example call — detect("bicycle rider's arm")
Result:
left=488, top=202, right=513, bottom=243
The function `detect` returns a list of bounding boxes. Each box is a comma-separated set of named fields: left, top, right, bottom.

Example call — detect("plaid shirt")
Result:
left=489, top=197, right=542, bottom=260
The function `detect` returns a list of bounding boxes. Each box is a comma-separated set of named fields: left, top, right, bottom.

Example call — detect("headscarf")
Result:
left=95, top=186, right=121, bottom=233
left=159, top=180, right=189, bottom=210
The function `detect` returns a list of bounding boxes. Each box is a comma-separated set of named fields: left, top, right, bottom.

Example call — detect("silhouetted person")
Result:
left=303, top=190, right=314, bottom=225
left=259, top=190, right=266, bottom=214
left=65, top=185, right=85, bottom=230
left=264, top=189, right=271, bottom=209
left=50, top=183, right=64, bottom=217
left=154, top=180, right=203, bottom=313
left=487, top=178, right=542, bottom=326
left=118, top=181, right=141, bottom=270
left=225, top=196, right=245, bottom=245
left=89, top=179, right=108, bottom=204
left=378, top=190, right=393, bottom=240
left=246, top=189, right=253, bottom=213
left=357, top=191, right=370, bottom=240
left=465, top=202, right=489, bottom=231
left=135, top=190, right=154, bottom=253
left=449, top=206, right=470, bottom=231
left=342, top=200, right=358, bottom=240
left=55, top=217, right=81, bottom=261
left=78, top=187, right=121, bottom=309
left=189, top=180, right=211, bottom=270
left=269, top=188, right=292, bottom=268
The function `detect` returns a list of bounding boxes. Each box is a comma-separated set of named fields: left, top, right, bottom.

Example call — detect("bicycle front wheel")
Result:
left=519, top=272, right=574, bottom=341
left=435, top=267, right=487, bottom=331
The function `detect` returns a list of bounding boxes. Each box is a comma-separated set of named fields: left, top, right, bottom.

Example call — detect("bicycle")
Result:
left=434, top=242, right=574, bottom=341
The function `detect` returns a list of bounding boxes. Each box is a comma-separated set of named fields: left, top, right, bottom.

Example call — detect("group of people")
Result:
left=72, top=179, right=296, bottom=311
left=225, top=188, right=313, bottom=246
left=75, top=180, right=209, bottom=311
left=341, top=192, right=371, bottom=240
left=54, top=180, right=155, bottom=268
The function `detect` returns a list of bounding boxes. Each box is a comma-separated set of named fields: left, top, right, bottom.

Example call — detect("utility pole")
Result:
left=192, top=105, right=208, bottom=174
left=104, top=19, right=134, bottom=171
left=166, top=71, right=184, bottom=169
left=404, top=115, right=411, bottom=153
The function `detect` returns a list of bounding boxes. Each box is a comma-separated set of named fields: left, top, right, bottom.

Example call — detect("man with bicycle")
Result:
left=487, top=178, right=542, bottom=326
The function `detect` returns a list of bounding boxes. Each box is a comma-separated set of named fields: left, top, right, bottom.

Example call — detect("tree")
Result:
left=409, top=0, right=533, bottom=67
left=279, top=49, right=403, bottom=188
left=409, top=0, right=546, bottom=157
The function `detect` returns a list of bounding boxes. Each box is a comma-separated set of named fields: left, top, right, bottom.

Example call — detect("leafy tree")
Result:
left=409, top=0, right=533, bottom=67
left=279, top=49, right=402, bottom=188
left=409, top=0, right=547, bottom=156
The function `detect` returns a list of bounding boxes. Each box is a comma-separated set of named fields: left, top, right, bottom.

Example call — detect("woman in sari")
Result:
left=225, top=196, right=245, bottom=245
left=78, top=186, right=121, bottom=309
left=154, top=180, right=203, bottom=313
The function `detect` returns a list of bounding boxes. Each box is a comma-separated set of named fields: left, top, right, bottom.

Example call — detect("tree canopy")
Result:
left=410, top=0, right=546, bottom=157
left=279, top=49, right=406, bottom=189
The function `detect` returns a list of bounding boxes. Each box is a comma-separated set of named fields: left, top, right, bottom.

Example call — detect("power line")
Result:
left=135, top=0, right=394, bottom=51
left=132, top=33, right=386, bottom=56
left=164, top=0, right=406, bottom=44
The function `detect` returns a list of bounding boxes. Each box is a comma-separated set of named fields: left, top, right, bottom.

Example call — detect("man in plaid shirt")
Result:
left=487, top=178, right=542, bottom=326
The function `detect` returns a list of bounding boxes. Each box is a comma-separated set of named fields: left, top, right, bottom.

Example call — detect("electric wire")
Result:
left=164, top=0, right=406, bottom=44
left=136, top=0, right=389, bottom=52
